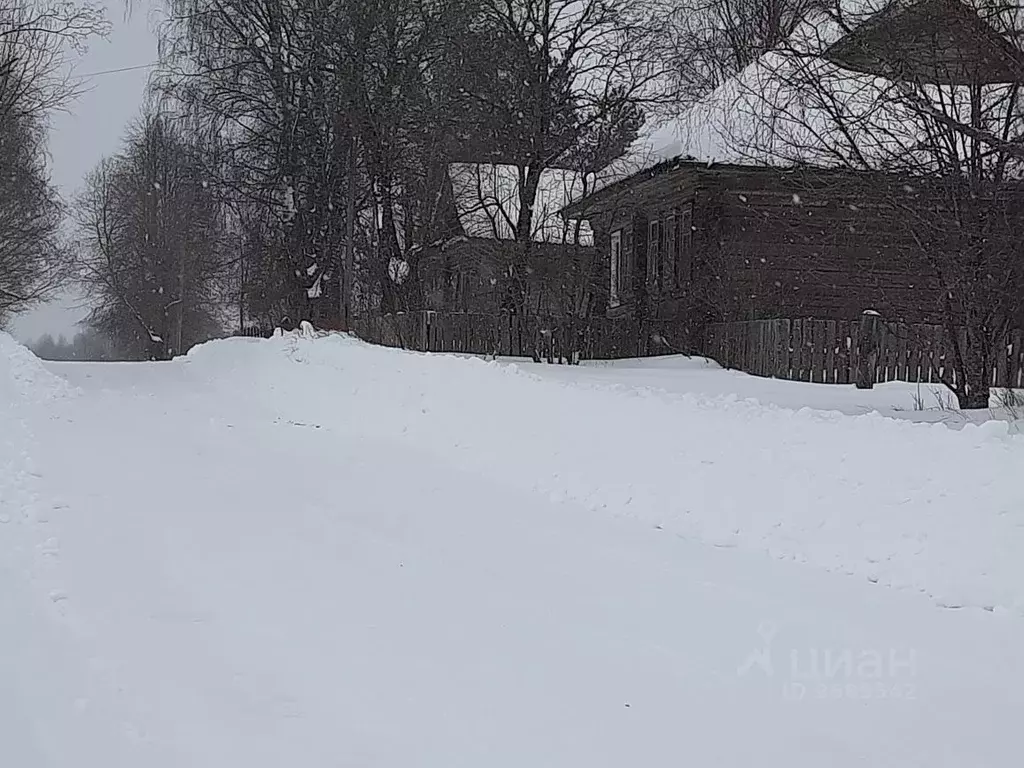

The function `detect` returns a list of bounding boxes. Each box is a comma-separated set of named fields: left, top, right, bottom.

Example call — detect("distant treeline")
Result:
left=29, top=330, right=126, bottom=362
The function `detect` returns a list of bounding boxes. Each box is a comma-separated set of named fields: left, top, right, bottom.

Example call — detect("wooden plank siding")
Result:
left=712, top=168, right=946, bottom=324
left=566, top=160, right=1007, bottom=328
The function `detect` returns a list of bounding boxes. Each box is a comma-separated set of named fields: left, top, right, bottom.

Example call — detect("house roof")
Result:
left=559, top=156, right=905, bottom=217
left=560, top=157, right=712, bottom=217
left=562, top=151, right=1024, bottom=219
left=590, top=1, right=885, bottom=175
left=565, top=0, right=1024, bottom=214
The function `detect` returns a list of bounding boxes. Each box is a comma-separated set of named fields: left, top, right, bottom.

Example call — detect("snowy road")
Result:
left=3, top=334, right=1024, bottom=766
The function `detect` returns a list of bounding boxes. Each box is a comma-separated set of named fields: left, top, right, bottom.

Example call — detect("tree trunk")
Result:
left=515, top=164, right=543, bottom=243
left=951, top=323, right=994, bottom=410
left=855, top=311, right=883, bottom=389
left=959, top=387, right=990, bottom=410
left=957, top=364, right=991, bottom=410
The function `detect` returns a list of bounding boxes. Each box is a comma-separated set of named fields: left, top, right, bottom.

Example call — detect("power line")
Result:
left=77, top=62, right=160, bottom=78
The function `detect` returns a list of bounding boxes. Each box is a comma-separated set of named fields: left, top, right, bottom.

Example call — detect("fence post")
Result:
left=855, top=310, right=883, bottom=389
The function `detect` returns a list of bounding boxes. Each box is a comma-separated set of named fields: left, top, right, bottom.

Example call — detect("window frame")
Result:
left=678, top=202, right=694, bottom=285
left=609, top=229, right=623, bottom=307
left=664, top=212, right=678, bottom=292
left=647, top=218, right=661, bottom=287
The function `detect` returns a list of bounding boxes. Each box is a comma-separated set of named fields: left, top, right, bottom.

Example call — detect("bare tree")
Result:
left=454, top=0, right=659, bottom=243
left=157, top=0, right=349, bottom=325
left=75, top=112, right=231, bottom=359
left=441, top=0, right=662, bottom=356
left=0, top=0, right=106, bottom=123
left=661, top=0, right=826, bottom=104
left=336, top=0, right=477, bottom=314
left=0, top=0, right=106, bottom=323
left=0, top=108, right=63, bottom=322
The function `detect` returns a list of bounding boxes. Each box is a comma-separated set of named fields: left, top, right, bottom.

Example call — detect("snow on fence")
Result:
left=705, top=318, right=1024, bottom=388
left=353, top=311, right=695, bottom=362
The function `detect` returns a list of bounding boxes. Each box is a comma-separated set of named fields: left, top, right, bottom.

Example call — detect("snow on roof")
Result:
left=614, top=2, right=894, bottom=170
left=574, top=0, right=1020, bottom=200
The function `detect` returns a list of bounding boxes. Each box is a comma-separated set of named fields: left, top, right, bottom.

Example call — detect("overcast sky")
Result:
left=8, top=2, right=159, bottom=343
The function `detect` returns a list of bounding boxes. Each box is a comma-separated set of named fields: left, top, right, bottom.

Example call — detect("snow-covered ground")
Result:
left=3, top=330, right=1023, bottom=766
left=520, top=354, right=1020, bottom=426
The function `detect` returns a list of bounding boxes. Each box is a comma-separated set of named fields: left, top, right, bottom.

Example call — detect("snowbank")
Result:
left=0, top=332, right=76, bottom=404
left=186, top=334, right=1024, bottom=617
left=526, top=354, right=1022, bottom=427
left=1, top=333, right=72, bottom=532
left=0, top=334, right=54, bottom=555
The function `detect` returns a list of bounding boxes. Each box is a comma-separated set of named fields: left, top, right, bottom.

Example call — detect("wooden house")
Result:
left=562, top=158, right=1024, bottom=340
left=554, top=0, right=1024, bottom=332
left=418, top=237, right=596, bottom=317
left=413, top=163, right=596, bottom=317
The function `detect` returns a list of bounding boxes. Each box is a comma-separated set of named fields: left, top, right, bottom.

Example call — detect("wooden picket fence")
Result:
left=235, top=325, right=275, bottom=339
left=353, top=310, right=698, bottom=362
left=704, top=318, right=1024, bottom=388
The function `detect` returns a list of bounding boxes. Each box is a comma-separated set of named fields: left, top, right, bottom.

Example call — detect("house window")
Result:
left=624, top=228, right=634, bottom=291
left=647, top=218, right=661, bottom=286
left=610, top=229, right=623, bottom=306
left=678, top=203, right=694, bottom=284
left=664, top=213, right=677, bottom=291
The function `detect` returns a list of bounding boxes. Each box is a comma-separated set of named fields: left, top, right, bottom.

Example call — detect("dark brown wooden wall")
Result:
left=710, top=168, right=943, bottom=323
left=578, top=162, right=986, bottom=326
